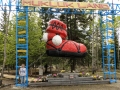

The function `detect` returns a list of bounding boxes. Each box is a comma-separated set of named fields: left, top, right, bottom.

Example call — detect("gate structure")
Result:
left=0, top=0, right=120, bottom=87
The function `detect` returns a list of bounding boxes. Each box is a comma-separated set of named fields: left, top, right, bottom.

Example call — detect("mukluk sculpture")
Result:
left=42, top=19, right=87, bottom=57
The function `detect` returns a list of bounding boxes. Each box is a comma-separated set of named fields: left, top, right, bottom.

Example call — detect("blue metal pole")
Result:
left=25, top=6, right=29, bottom=86
left=15, top=0, right=19, bottom=86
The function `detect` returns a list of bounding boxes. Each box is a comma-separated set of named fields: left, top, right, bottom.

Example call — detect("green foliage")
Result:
left=114, top=16, right=120, bottom=29
left=28, top=13, right=46, bottom=63
left=59, top=11, right=93, bottom=70
left=6, top=27, right=16, bottom=65
left=114, top=16, right=120, bottom=68
left=0, top=12, right=46, bottom=66
left=0, top=7, right=9, bottom=66
left=0, top=32, right=4, bottom=64
left=2, top=16, right=16, bottom=65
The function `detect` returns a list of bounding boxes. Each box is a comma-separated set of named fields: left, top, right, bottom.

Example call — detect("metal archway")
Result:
left=0, top=0, right=120, bottom=87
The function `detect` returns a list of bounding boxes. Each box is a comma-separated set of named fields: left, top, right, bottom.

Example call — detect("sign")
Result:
left=22, top=0, right=110, bottom=10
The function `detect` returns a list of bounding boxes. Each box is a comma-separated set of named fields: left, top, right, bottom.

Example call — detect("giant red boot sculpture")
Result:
left=42, top=19, right=87, bottom=57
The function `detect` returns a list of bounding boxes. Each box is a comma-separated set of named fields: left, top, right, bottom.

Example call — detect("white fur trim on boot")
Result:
left=52, top=35, right=62, bottom=46
left=42, top=33, right=48, bottom=42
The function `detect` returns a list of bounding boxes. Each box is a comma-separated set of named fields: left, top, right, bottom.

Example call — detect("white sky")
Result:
left=104, top=0, right=120, bottom=4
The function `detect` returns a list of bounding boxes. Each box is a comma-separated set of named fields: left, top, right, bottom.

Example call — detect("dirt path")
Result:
left=1, top=79, right=120, bottom=90
left=1, top=84, right=120, bottom=90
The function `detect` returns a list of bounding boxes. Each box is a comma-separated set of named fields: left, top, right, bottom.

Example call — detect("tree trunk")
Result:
left=70, top=58, right=76, bottom=72
left=70, top=58, right=72, bottom=72
left=1, top=7, right=10, bottom=78
left=118, top=48, right=120, bottom=69
left=44, top=64, right=48, bottom=73
left=1, top=25, right=7, bottom=78
left=118, top=33, right=120, bottom=69
left=50, top=59, right=52, bottom=73
left=1, top=9, right=7, bottom=78
left=7, top=65, right=10, bottom=74
left=91, top=13, right=96, bottom=74
left=96, top=27, right=99, bottom=69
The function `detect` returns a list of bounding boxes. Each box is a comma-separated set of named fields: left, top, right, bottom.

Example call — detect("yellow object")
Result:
left=79, top=73, right=82, bottom=75
left=110, top=50, right=114, bottom=53
left=108, top=39, right=114, bottom=43
left=107, top=16, right=112, bottom=19
left=108, top=30, right=112, bottom=35
left=22, top=0, right=110, bottom=10
left=93, top=76, right=97, bottom=78
left=31, top=78, right=34, bottom=81
left=18, top=50, right=26, bottom=53
left=61, top=70, right=65, bottom=73
left=18, top=31, right=26, bottom=34
left=18, top=20, right=26, bottom=26
left=104, top=31, right=113, bottom=36
left=18, top=38, right=26, bottom=42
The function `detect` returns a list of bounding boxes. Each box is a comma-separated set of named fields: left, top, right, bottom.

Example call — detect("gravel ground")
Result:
left=1, top=79, right=120, bottom=90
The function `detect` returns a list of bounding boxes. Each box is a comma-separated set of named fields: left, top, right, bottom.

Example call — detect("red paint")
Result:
left=93, top=3, right=101, bottom=8
left=77, top=3, right=86, bottom=8
left=40, top=1, right=49, bottom=6
left=57, top=2, right=65, bottom=7
left=45, top=19, right=87, bottom=56
left=64, top=2, right=74, bottom=7
left=22, top=0, right=31, bottom=5
left=31, top=1, right=40, bottom=6
left=22, top=0, right=110, bottom=10
left=87, top=3, right=94, bottom=8
left=102, top=4, right=109, bottom=9
left=49, top=2, right=57, bottom=7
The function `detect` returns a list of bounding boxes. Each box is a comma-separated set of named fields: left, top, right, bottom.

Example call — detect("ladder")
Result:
left=100, top=11, right=117, bottom=83
left=16, top=1, right=28, bottom=87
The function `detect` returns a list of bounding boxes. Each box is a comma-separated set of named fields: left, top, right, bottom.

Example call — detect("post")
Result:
left=92, top=11, right=96, bottom=74
left=118, top=32, right=120, bottom=69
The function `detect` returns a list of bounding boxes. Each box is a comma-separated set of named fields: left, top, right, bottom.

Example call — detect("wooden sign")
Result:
left=22, top=0, right=110, bottom=10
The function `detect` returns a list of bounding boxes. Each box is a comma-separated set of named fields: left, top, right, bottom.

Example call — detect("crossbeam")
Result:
left=0, top=0, right=120, bottom=15
left=22, top=0, right=110, bottom=10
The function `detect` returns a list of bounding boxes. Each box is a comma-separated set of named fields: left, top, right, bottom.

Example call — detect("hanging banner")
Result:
left=22, top=0, right=110, bottom=10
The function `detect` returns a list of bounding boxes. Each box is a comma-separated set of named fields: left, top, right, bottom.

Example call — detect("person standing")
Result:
left=19, top=64, right=26, bottom=84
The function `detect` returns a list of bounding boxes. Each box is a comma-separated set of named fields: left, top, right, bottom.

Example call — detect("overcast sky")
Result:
left=104, top=0, right=120, bottom=4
